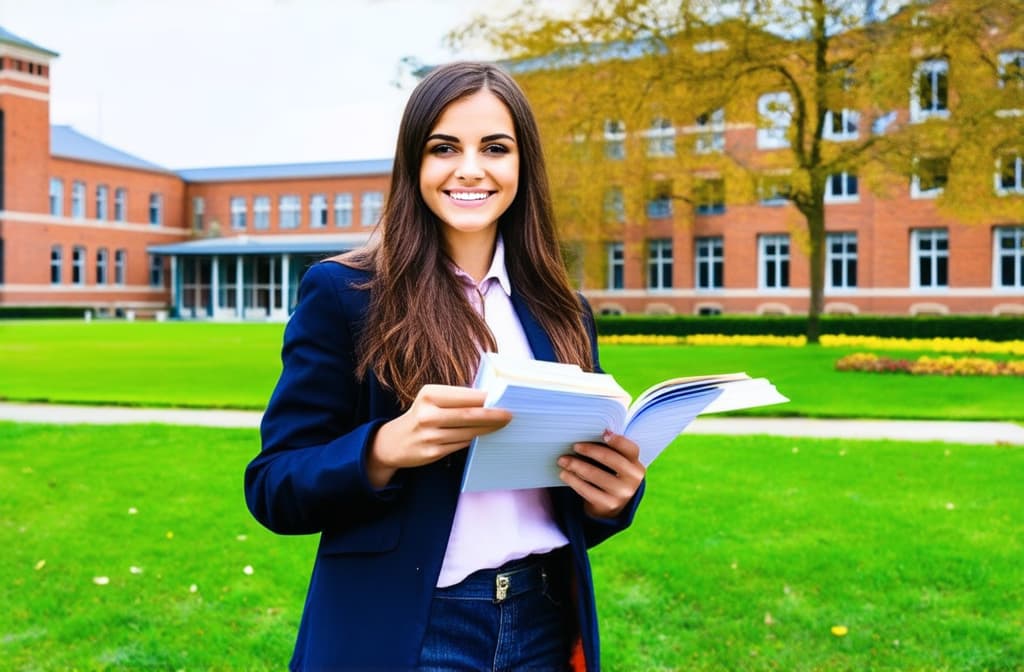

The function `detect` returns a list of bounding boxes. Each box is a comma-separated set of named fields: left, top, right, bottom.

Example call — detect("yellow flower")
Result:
left=166, top=531, right=174, bottom=540
left=831, top=625, right=848, bottom=637
left=93, top=576, right=110, bottom=586
left=34, top=560, right=46, bottom=571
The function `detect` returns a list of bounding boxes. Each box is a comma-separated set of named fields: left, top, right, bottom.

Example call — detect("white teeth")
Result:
left=449, top=192, right=489, bottom=201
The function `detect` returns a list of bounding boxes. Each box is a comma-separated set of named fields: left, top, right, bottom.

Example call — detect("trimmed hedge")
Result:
left=594, top=315, right=1024, bottom=341
left=0, top=306, right=90, bottom=319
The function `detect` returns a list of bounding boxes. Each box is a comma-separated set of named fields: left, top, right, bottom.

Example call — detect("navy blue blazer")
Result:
left=245, top=260, right=644, bottom=671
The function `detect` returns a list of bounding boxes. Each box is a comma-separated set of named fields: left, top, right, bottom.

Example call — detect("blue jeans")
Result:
left=417, top=551, right=572, bottom=671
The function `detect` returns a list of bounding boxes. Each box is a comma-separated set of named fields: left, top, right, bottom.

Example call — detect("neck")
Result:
left=444, top=229, right=498, bottom=283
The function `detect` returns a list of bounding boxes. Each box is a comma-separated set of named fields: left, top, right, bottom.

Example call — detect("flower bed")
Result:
left=597, top=333, right=1024, bottom=355
left=835, top=352, right=1024, bottom=377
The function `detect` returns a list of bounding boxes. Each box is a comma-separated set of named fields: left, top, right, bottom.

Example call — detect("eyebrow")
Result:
left=426, top=133, right=516, bottom=144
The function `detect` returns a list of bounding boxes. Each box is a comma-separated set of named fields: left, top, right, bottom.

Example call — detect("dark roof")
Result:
left=176, top=159, right=394, bottom=183
left=148, top=232, right=373, bottom=256
left=51, top=125, right=170, bottom=173
left=0, top=26, right=59, bottom=57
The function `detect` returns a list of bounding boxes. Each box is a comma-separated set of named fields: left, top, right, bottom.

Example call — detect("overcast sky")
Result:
left=0, top=0, right=534, bottom=169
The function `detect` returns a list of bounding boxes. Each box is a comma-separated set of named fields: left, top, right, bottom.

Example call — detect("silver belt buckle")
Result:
left=495, top=573, right=511, bottom=602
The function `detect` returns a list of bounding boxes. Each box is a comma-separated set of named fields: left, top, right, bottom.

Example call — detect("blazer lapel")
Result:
left=510, top=292, right=557, bottom=363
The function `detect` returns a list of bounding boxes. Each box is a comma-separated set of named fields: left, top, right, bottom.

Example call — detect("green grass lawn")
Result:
left=1, top=321, right=1022, bottom=420
left=2, top=422, right=1022, bottom=670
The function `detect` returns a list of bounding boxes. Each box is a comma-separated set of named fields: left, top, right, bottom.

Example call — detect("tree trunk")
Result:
left=805, top=196, right=826, bottom=344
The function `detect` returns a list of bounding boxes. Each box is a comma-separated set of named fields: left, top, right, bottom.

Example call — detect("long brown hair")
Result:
left=343, top=61, right=593, bottom=407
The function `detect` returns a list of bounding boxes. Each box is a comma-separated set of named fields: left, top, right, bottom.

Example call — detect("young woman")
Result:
left=245, top=61, right=646, bottom=671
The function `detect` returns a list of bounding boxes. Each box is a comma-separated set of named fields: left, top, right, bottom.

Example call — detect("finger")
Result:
left=598, top=430, right=641, bottom=461
left=432, top=406, right=512, bottom=429
left=558, top=454, right=632, bottom=497
left=558, top=469, right=621, bottom=517
left=571, top=443, right=645, bottom=484
left=418, top=385, right=489, bottom=408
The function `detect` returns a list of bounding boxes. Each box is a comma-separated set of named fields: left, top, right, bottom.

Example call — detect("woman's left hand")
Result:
left=557, top=430, right=645, bottom=519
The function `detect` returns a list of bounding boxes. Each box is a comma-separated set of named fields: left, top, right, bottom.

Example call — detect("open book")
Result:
left=461, top=352, right=788, bottom=492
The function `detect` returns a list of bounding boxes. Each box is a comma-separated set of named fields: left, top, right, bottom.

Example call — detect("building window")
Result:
left=996, top=153, right=1024, bottom=195
left=71, top=181, right=86, bottom=219
left=695, top=237, right=724, bottom=290
left=114, top=249, right=126, bottom=285
left=149, top=193, right=162, bottom=226
left=192, top=197, right=205, bottom=231
left=96, top=247, right=109, bottom=285
left=49, top=178, right=63, bottom=216
left=96, top=185, right=109, bottom=220
left=911, top=228, right=949, bottom=289
left=603, top=187, right=625, bottom=223
left=911, top=59, right=949, bottom=122
left=646, top=117, right=675, bottom=157
left=604, top=119, right=626, bottom=160
left=114, top=188, right=127, bottom=222
left=72, top=245, right=86, bottom=285
left=334, top=193, right=353, bottom=227
left=911, top=157, right=949, bottom=198
left=827, top=232, right=858, bottom=289
left=607, top=241, right=624, bottom=290
left=823, top=109, right=859, bottom=141
left=695, top=108, right=725, bottom=154
left=50, top=245, right=62, bottom=284
left=230, top=197, right=247, bottom=230
left=361, top=191, right=383, bottom=226
left=826, top=172, right=859, bottom=203
left=310, top=194, right=328, bottom=228
left=647, top=238, right=673, bottom=290
left=995, top=227, right=1024, bottom=288
left=757, top=92, right=792, bottom=149
left=646, top=181, right=673, bottom=219
left=998, top=50, right=1024, bottom=89
left=149, top=255, right=164, bottom=288
left=759, top=173, right=790, bottom=205
left=279, top=195, right=301, bottom=229
left=254, top=196, right=270, bottom=230
left=759, top=234, right=790, bottom=289
left=695, top=177, right=726, bottom=215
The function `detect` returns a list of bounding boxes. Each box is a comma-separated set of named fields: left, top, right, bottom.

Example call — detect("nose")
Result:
left=454, top=152, right=484, bottom=181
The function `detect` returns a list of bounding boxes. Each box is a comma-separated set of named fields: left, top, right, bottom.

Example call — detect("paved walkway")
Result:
left=2, top=401, right=1022, bottom=445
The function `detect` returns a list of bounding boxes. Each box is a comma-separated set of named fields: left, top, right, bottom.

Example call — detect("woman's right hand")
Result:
left=366, top=384, right=512, bottom=488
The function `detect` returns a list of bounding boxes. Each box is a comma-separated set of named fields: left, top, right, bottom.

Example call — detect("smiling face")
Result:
left=419, top=88, right=519, bottom=261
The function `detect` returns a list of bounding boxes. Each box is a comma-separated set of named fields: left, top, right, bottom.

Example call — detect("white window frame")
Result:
left=911, top=228, right=949, bottom=290
left=757, top=92, right=792, bottom=149
left=695, top=108, right=726, bottom=154
left=604, top=119, right=626, bottom=160
left=695, top=177, right=726, bottom=215
left=72, top=245, right=86, bottom=285
left=114, top=188, right=127, bottom=222
left=96, top=248, right=109, bottom=285
left=759, top=173, right=790, bottom=206
left=71, top=181, right=86, bottom=219
left=910, top=59, right=949, bottom=122
left=607, top=241, right=624, bottom=290
left=995, top=153, right=1024, bottom=195
left=192, top=196, right=205, bottom=231
left=645, top=117, right=675, bottom=157
left=96, top=185, right=109, bottom=220
left=361, top=192, right=383, bottom=226
left=230, top=197, right=247, bottom=230
left=758, top=234, right=790, bottom=289
left=826, top=232, right=858, bottom=290
left=310, top=194, right=328, bottom=228
left=114, top=249, right=126, bottom=285
left=646, top=181, right=673, bottom=219
left=149, top=254, right=164, bottom=288
left=279, top=195, right=301, bottom=229
left=50, top=245, right=62, bottom=284
left=695, top=237, right=724, bottom=290
left=647, top=238, right=673, bottom=290
left=334, top=193, right=353, bottom=227
left=825, top=172, right=859, bottom=203
left=253, top=196, right=270, bottom=230
left=823, top=109, right=860, bottom=141
left=149, top=193, right=163, bottom=226
left=911, top=157, right=948, bottom=199
left=993, top=226, right=1024, bottom=289
left=49, top=178, right=63, bottom=216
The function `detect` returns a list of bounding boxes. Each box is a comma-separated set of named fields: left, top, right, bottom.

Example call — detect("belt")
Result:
left=437, top=550, right=564, bottom=604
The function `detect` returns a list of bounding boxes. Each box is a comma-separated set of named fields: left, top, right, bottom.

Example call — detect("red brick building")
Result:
left=1, top=24, right=1021, bottom=319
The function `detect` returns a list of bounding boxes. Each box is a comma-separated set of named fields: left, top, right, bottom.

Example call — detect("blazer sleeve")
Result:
left=577, top=293, right=646, bottom=548
left=245, top=263, right=398, bottom=536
